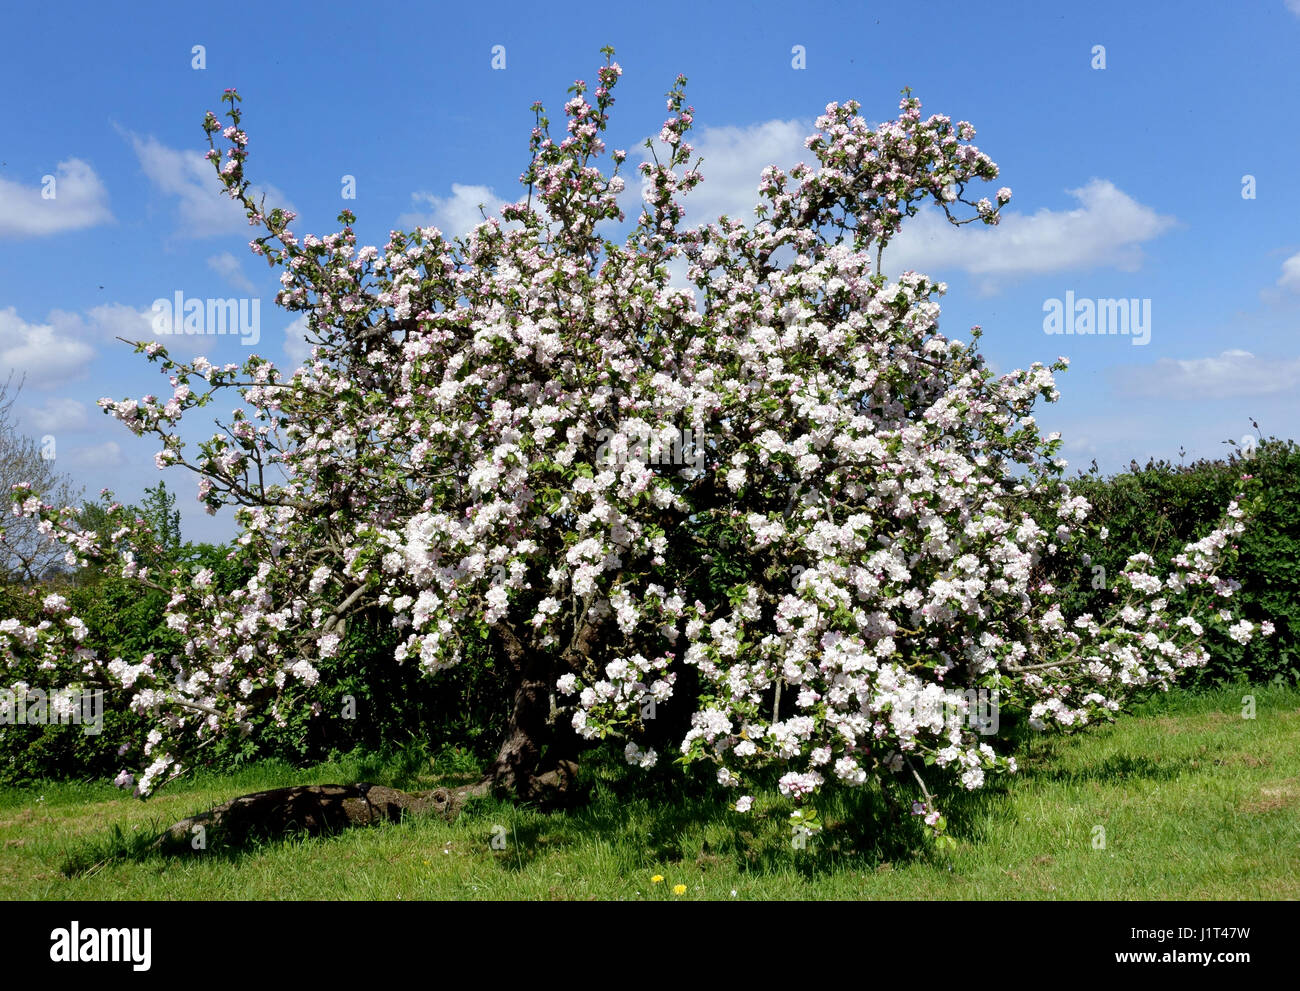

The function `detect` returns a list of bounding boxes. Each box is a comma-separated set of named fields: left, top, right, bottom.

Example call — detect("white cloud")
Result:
left=631, top=119, right=813, bottom=228
left=1254, top=249, right=1300, bottom=304
left=404, top=120, right=811, bottom=249
left=618, top=125, right=1172, bottom=294
left=81, top=302, right=157, bottom=342
left=1275, top=251, right=1300, bottom=292
left=400, top=121, right=812, bottom=250
left=0, top=158, right=113, bottom=238
left=1062, top=435, right=1099, bottom=457
left=72, top=299, right=231, bottom=359
left=0, top=301, right=205, bottom=391
left=0, top=159, right=114, bottom=238
left=883, top=179, right=1176, bottom=288
left=123, top=129, right=294, bottom=238
left=398, top=184, right=512, bottom=238
left=1287, top=0, right=1300, bottom=17
left=208, top=251, right=256, bottom=292
left=283, top=313, right=313, bottom=365
left=0, top=307, right=96, bottom=387
left=600, top=118, right=812, bottom=290
left=72, top=300, right=254, bottom=359
left=403, top=127, right=1170, bottom=304
left=65, top=441, right=126, bottom=470
left=1115, top=349, right=1300, bottom=399
left=23, top=397, right=89, bottom=433
left=1, top=299, right=243, bottom=385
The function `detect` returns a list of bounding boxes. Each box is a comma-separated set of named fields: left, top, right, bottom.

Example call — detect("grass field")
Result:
left=1, top=684, right=1297, bottom=900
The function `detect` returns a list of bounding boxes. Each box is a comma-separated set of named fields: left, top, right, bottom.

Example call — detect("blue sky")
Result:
left=2, top=0, right=1298, bottom=544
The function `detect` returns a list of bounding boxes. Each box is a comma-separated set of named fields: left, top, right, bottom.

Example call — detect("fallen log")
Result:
left=153, top=782, right=468, bottom=853
left=152, top=760, right=582, bottom=853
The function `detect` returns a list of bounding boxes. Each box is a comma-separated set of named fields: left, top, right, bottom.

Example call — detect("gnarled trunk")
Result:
left=484, top=621, right=582, bottom=804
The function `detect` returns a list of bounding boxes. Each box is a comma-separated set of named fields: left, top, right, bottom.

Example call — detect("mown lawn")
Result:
left=1, top=684, right=1297, bottom=900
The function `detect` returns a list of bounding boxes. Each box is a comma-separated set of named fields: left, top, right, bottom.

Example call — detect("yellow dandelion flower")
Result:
left=673, top=884, right=687, bottom=895
left=651, top=874, right=664, bottom=883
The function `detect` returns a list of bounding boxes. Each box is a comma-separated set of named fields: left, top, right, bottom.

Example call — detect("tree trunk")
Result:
left=483, top=621, right=582, bottom=804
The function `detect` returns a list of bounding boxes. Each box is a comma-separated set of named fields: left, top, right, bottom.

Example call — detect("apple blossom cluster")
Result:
left=0, top=53, right=1267, bottom=817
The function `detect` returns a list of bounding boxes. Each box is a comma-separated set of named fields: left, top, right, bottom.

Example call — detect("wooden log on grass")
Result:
left=152, top=782, right=464, bottom=853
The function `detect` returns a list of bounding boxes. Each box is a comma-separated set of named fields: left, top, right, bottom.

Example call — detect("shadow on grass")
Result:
left=56, top=741, right=484, bottom=876
left=60, top=690, right=1297, bottom=885
left=1033, top=751, right=1202, bottom=784
left=295, top=743, right=472, bottom=793
left=457, top=752, right=1022, bottom=880
left=57, top=793, right=439, bottom=878
left=1010, top=718, right=1217, bottom=786
left=483, top=820, right=574, bottom=872
left=56, top=752, right=1020, bottom=882
left=58, top=741, right=1024, bottom=882
left=58, top=820, right=173, bottom=878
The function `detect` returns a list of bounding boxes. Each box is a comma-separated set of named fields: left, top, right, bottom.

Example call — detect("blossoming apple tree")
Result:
left=1, top=49, right=1266, bottom=831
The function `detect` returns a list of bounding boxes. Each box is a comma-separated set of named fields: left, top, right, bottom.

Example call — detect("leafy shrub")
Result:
left=1036, top=436, right=1299, bottom=687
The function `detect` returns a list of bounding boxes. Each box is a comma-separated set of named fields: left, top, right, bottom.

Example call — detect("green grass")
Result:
left=2, top=684, right=1297, bottom=899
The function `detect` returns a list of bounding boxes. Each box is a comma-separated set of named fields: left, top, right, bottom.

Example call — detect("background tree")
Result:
left=0, top=374, right=81, bottom=585
left=134, top=482, right=182, bottom=571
